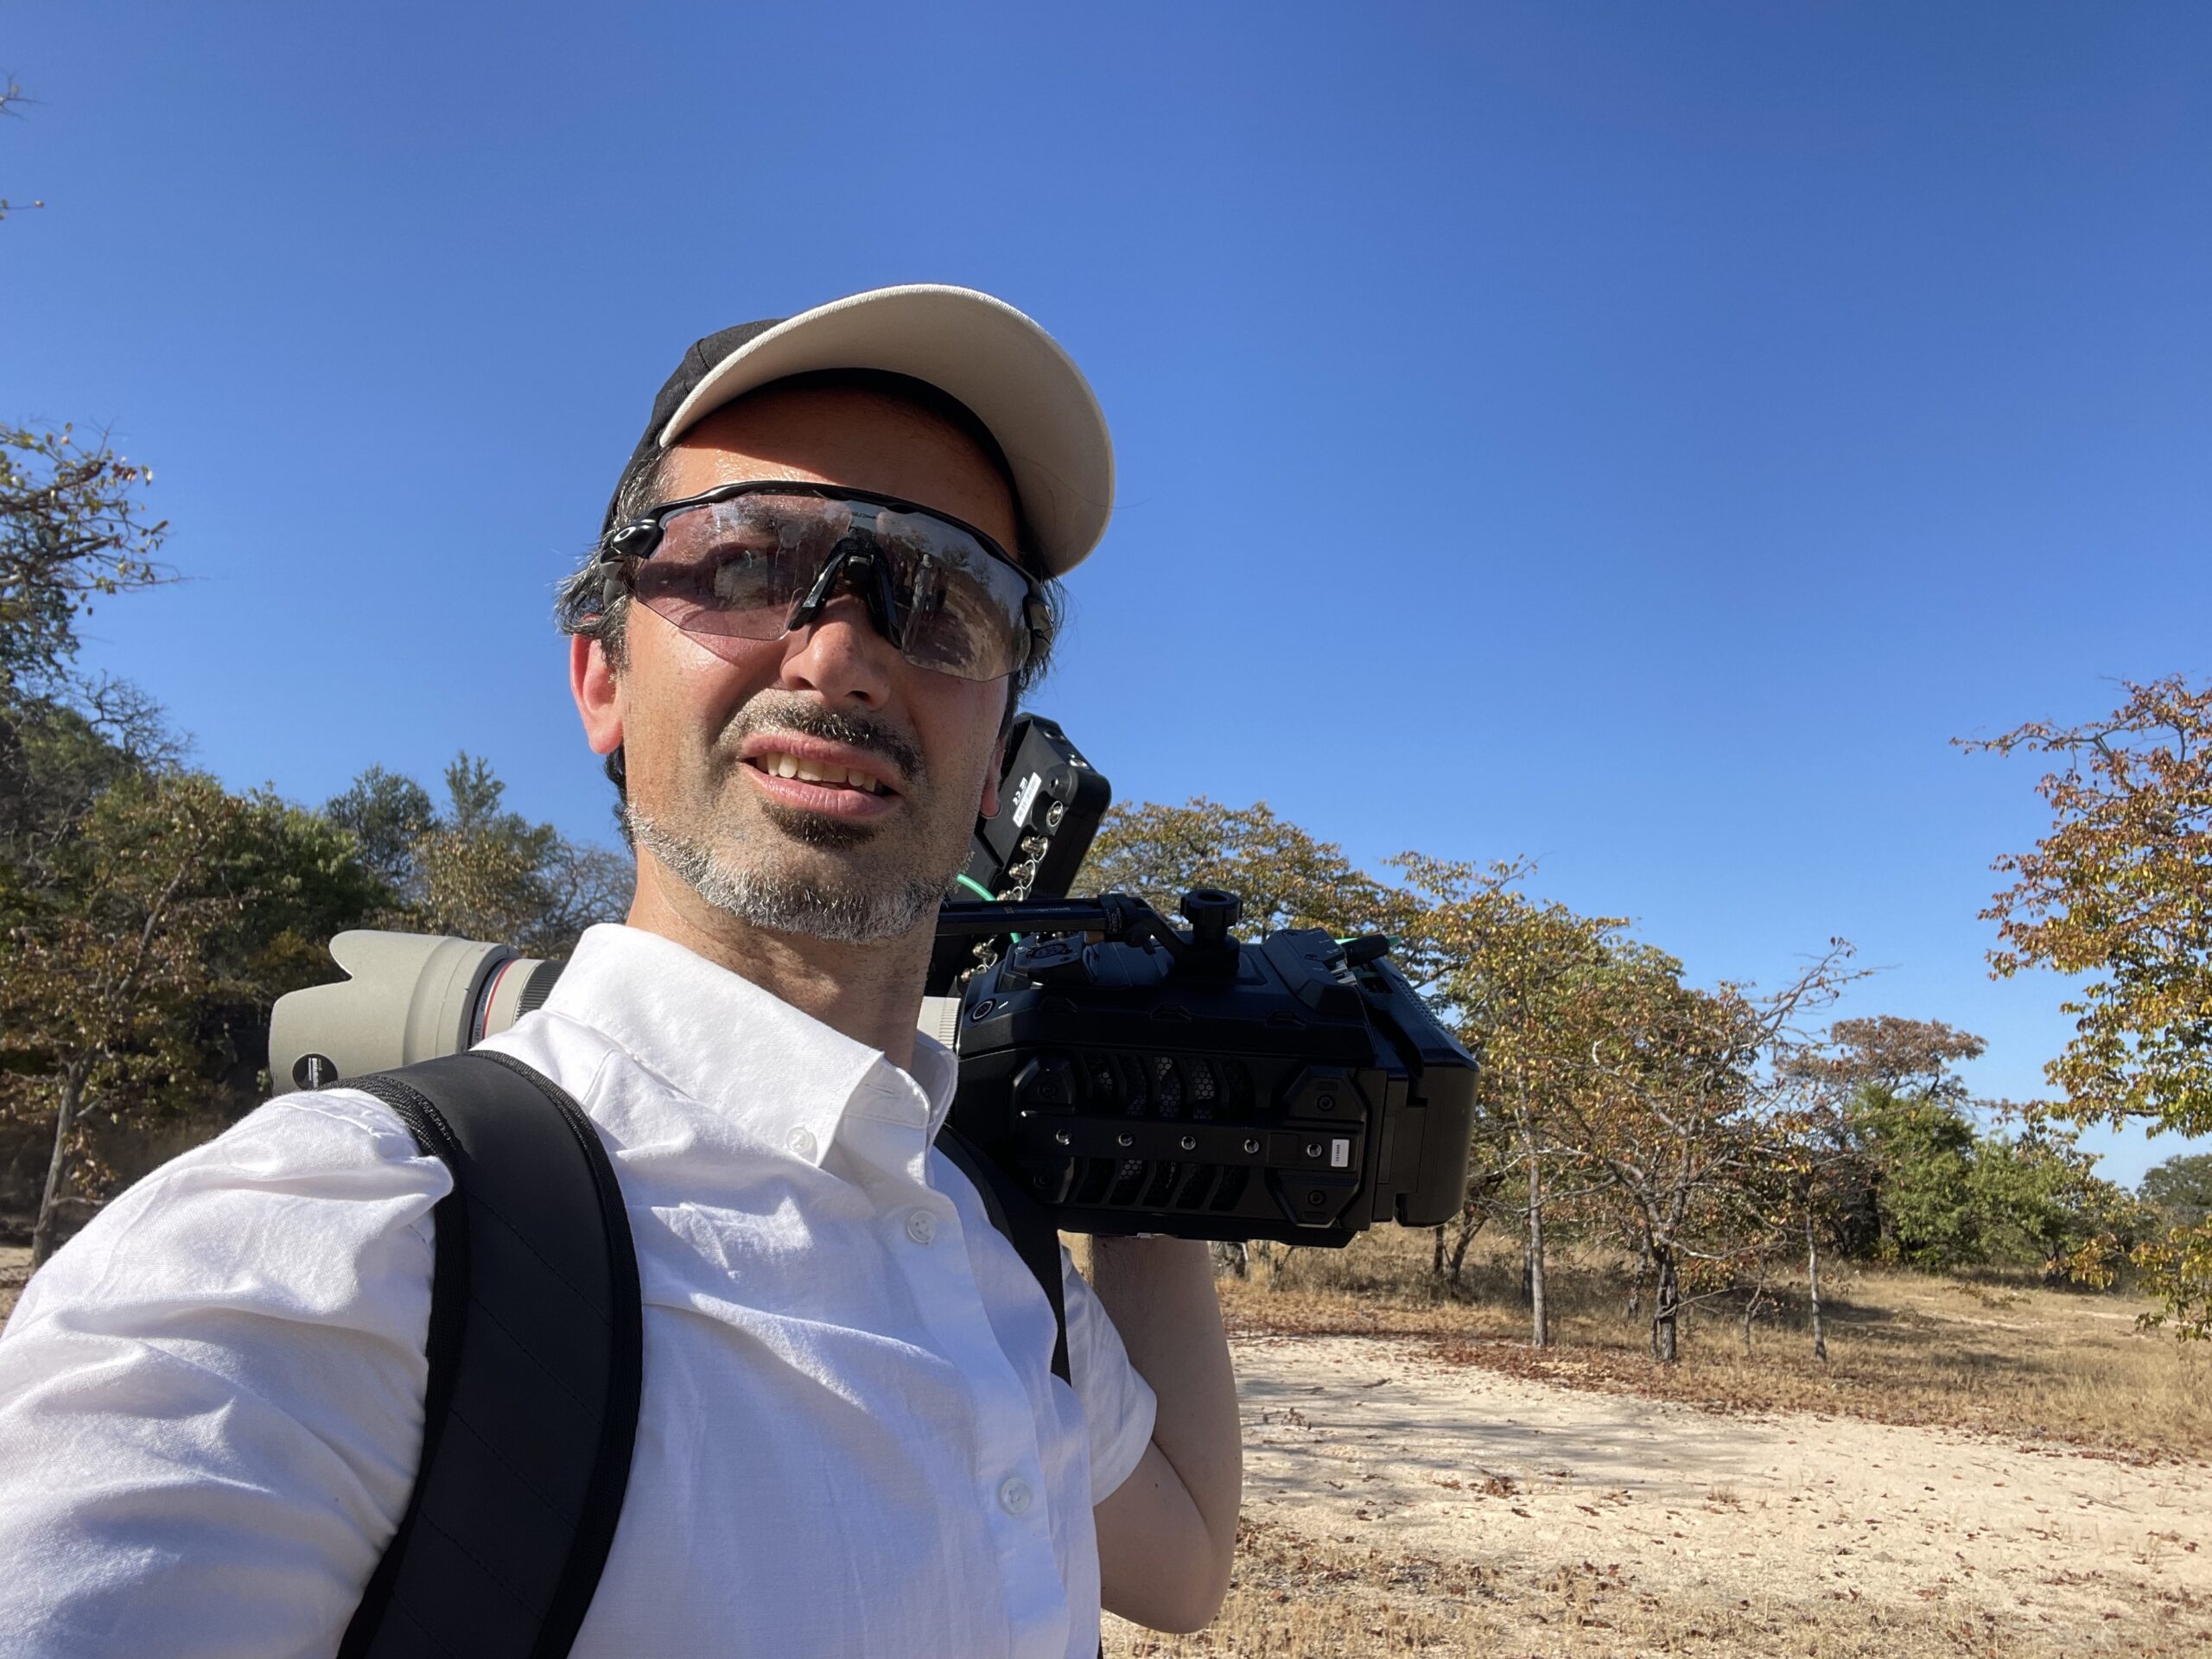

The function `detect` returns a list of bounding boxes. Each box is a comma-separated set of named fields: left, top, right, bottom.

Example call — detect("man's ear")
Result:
left=571, top=635, right=624, bottom=758
left=977, top=730, right=1007, bottom=821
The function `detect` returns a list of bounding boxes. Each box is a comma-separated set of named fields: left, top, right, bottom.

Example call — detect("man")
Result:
left=0, top=284, right=1243, bottom=1656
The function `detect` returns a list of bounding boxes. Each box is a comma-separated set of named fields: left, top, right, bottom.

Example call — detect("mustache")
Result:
left=723, top=697, right=925, bottom=788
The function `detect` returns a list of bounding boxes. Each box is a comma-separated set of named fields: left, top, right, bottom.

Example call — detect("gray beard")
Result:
left=624, top=803, right=949, bottom=945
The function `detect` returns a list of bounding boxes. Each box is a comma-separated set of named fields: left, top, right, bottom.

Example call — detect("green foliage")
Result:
left=0, top=765, right=397, bottom=1255
left=2140, top=1152, right=2212, bottom=1229
left=323, top=766, right=435, bottom=893
left=1077, top=797, right=1415, bottom=944
left=324, top=753, right=630, bottom=957
left=1853, top=1088, right=1982, bottom=1268
left=1967, top=1115, right=2152, bottom=1278
left=1972, top=677, right=2212, bottom=1137
left=1833, top=1087, right=2152, bottom=1276
left=2132, top=1219, right=2212, bottom=1343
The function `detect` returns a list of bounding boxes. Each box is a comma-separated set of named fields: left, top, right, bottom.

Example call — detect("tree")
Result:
left=1784, top=1015, right=1993, bottom=1270
left=1077, top=797, right=1416, bottom=944
left=1968, top=1109, right=2151, bottom=1281
left=326, top=753, right=629, bottom=957
left=1, top=425, right=170, bottom=696
left=1542, top=942, right=1857, bottom=1363
left=0, top=770, right=388, bottom=1263
left=1813, top=1016, right=1987, bottom=1103
left=1973, top=677, right=2212, bottom=1339
left=2, top=71, right=47, bottom=222
left=323, top=765, right=435, bottom=893
left=1391, top=855, right=1618, bottom=1345
left=1854, top=1090, right=1983, bottom=1268
left=2141, top=1152, right=2212, bottom=1230
left=1972, top=677, right=2212, bottom=1136
left=6, top=774, right=237, bottom=1263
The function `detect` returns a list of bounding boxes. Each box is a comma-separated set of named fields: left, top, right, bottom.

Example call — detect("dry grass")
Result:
left=1201, top=1228, right=2212, bottom=1464
left=1105, top=1516, right=2211, bottom=1658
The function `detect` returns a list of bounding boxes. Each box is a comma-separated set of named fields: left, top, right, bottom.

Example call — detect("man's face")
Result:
left=574, top=385, right=1015, bottom=944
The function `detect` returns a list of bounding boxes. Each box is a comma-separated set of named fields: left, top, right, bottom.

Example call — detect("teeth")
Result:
left=759, top=753, right=882, bottom=794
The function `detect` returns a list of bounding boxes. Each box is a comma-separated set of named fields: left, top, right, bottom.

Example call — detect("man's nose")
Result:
left=778, top=592, right=897, bottom=708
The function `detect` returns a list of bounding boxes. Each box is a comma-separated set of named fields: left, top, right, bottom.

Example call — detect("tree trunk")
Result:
left=1740, top=1285, right=1764, bottom=1354
left=1805, top=1209, right=1827, bottom=1363
left=1449, top=1208, right=1481, bottom=1287
left=1527, top=1153, right=1548, bottom=1349
left=31, top=1058, right=91, bottom=1271
left=1431, top=1224, right=1446, bottom=1278
left=1650, top=1249, right=1680, bottom=1363
left=1211, top=1241, right=1249, bottom=1279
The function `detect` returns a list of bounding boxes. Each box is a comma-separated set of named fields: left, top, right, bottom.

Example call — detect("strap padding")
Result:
left=339, top=1052, right=640, bottom=1659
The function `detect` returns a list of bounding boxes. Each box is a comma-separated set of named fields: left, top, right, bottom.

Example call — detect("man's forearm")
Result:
left=1086, top=1237, right=1242, bottom=1575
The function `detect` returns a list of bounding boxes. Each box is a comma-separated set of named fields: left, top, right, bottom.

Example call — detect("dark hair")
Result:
left=555, top=369, right=1068, bottom=811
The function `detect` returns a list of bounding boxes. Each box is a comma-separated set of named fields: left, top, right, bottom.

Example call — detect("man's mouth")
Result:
left=747, top=751, right=888, bottom=795
left=734, top=733, right=907, bottom=822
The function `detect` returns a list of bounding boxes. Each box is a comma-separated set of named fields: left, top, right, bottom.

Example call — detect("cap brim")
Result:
left=657, top=284, right=1113, bottom=577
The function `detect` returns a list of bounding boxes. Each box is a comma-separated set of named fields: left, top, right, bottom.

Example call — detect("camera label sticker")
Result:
left=1011, top=771, right=1043, bottom=828
left=1331, top=1138, right=1351, bottom=1168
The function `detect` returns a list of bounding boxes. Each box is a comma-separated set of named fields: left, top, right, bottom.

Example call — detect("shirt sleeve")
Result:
left=1058, top=1248, right=1158, bottom=1503
left=0, top=1090, right=446, bottom=1659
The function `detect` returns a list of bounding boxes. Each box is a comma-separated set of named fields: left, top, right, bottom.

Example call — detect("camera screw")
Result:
left=1304, top=1141, right=1323, bottom=1159
left=1307, top=1189, right=1325, bottom=1206
left=1243, top=1138, right=1260, bottom=1154
left=1179, top=1135, right=1197, bottom=1151
left=1116, top=1131, right=1134, bottom=1147
left=1053, top=1130, right=1071, bottom=1147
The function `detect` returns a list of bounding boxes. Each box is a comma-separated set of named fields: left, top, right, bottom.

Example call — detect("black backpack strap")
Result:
left=339, top=1050, right=642, bottom=1659
left=938, top=1123, right=1071, bottom=1385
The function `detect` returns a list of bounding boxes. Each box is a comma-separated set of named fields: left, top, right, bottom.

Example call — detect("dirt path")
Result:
left=1232, top=1332, right=2212, bottom=1637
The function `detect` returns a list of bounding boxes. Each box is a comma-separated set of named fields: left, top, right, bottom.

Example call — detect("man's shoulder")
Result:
left=474, top=1005, right=628, bottom=1113
left=6, top=1089, right=454, bottom=1339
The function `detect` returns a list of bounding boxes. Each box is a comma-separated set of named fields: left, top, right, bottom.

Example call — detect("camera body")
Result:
left=949, top=897, right=1476, bottom=1243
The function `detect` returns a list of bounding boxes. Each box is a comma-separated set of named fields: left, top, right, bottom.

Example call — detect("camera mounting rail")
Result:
left=934, top=887, right=1250, bottom=965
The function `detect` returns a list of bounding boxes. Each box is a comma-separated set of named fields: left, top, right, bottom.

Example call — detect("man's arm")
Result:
left=1087, top=1236, right=1241, bottom=1634
left=0, top=1091, right=440, bottom=1656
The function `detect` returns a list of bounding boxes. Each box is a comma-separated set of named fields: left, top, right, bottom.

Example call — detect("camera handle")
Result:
left=936, top=888, right=1246, bottom=963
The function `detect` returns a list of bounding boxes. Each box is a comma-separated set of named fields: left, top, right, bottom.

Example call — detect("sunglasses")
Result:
left=596, top=482, right=1046, bottom=683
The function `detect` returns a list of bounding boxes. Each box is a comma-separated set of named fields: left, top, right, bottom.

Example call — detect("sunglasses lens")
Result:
left=630, top=494, right=841, bottom=639
left=625, top=491, right=1033, bottom=683
left=869, top=508, right=1033, bottom=682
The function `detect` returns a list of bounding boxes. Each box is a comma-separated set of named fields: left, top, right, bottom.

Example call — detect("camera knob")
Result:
left=1179, top=889, right=1242, bottom=950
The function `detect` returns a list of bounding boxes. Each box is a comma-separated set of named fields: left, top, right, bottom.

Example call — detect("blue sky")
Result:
left=4, top=1, right=2206, bottom=1183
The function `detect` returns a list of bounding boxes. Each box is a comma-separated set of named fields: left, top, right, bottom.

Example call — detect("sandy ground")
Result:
left=1231, top=1331, right=2212, bottom=1637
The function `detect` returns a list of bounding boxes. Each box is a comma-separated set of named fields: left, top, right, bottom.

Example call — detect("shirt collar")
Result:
left=540, top=924, right=957, bottom=1165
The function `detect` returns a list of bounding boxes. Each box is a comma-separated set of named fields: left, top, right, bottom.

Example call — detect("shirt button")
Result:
left=785, top=1127, right=817, bottom=1160
left=997, top=1476, right=1033, bottom=1516
left=905, top=1209, right=937, bottom=1246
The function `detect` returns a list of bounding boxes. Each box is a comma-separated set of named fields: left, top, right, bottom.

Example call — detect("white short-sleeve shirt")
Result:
left=0, top=924, right=1156, bottom=1659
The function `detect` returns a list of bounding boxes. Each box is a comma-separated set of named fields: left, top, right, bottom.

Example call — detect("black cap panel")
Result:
left=602, top=319, right=783, bottom=533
